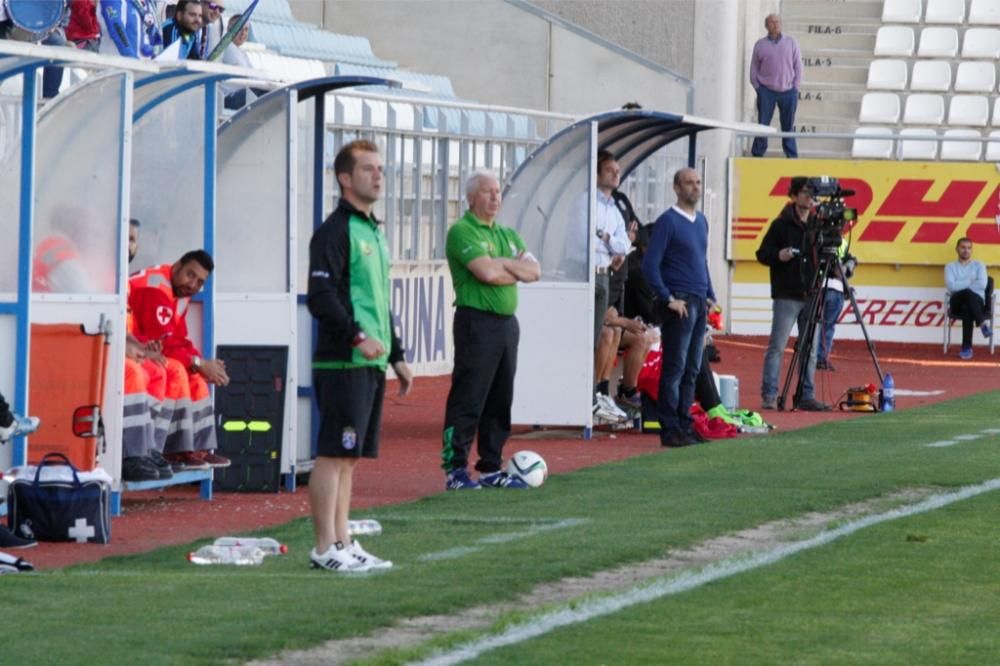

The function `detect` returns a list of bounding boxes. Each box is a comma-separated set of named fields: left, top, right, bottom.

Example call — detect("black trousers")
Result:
left=950, top=289, right=985, bottom=348
left=442, top=307, right=519, bottom=474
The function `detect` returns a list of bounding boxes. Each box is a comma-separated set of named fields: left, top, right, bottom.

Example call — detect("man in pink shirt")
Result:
left=750, top=14, right=802, bottom=158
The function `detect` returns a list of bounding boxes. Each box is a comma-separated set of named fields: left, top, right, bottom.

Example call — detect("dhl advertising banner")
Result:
left=729, top=158, right=1000, bottom=344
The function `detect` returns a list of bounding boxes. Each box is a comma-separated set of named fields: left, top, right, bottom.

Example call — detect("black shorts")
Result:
left=313, top=367, right=386, bottom=459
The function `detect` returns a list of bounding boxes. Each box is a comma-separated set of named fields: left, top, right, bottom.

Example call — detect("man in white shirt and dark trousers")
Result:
left=592, top=151, right=632, bottom=421
left=946, top=237, right=992, bottom=360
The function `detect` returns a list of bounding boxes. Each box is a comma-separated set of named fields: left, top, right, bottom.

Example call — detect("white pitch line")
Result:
left=952, top=434, right=983, bottom=441
left=980, top=428, right=1000, bottom=434
left=412, top=478, right=1000, bottom=666
left=418, top=519, right=588, bottom=562
left=926, top=440, right=957, bottom=448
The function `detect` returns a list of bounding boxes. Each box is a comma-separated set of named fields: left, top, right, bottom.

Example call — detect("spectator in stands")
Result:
left=591, top=151, right=632, bottom=418
left=98, top=0, right=163, bottom=58
left=66, top=0, right=101, bottom=52
left=129, top=250, right=231, bottom=470
left=750, top=14, right=802, bottom=158
left=946, top=237, right=992, bottom=360
left=201, top=1, right=224, bottom=55
left=221, top=13, right=262, bottom=110
left=442, top=170, right=540, bottom=490
left=641, top=168, right=716, bottom=448
left=306, top=140, right=413, bottom=572
left=755, top=177, right=829, bottom=412
left=161, top=0, right=203, bottom=60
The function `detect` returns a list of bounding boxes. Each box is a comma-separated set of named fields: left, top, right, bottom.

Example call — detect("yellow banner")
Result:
left=730, top=158, right=1000, bottom=265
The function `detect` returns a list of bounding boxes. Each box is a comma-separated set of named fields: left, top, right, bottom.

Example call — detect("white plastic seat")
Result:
left=899, top=128, right=939, bottom=159
left=954, top=62, right=996, bottom=93
left=924, top=0, right=966, bottom=24
left=948, top=95, right=989, bottom=126
left=874, top=26, right=916, bottom=57
left=859, top=92, right=902, bottom=124
left=867, top=60, right=908, bottom=90
left=994, top=99, right=1000, bottom=126
left=852, top=127, right=895, bottom=159
left=940, top=129, right=983, bottom=161
left=917, top=27, right=959, bottom=57
left=909, top=60, right=951, bottom=91
left=962, top=28, right=1000, bottom=58
left=902, top=94, right=945, bottom=124
left=969, top=0, right=1000, bottom=25
left=882, top=0, right=923, bottom=23
left=985, top=130, right=1000, bottom=161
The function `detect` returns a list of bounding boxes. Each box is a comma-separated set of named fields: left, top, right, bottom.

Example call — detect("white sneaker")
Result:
left=310, top=541, right=371, bottom=573
left=350, top=539, right=393, bottom=570
left=0, top=415, right=39, bottom=443
left=593, top=394, right=627, bottom=422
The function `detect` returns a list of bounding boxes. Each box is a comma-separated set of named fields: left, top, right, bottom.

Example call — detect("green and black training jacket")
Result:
left=307, top=199, right=403, bottom=371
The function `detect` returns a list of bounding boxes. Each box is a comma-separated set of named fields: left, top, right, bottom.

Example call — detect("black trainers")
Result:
left=122, top=456, right=160, bottom=482
left=148, top=451, right=174, bottom=479
left=0, top=524, right=37, bottom=549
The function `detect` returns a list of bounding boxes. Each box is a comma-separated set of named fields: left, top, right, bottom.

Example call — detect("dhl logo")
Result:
left=733, top=175, right=1000, bottom=245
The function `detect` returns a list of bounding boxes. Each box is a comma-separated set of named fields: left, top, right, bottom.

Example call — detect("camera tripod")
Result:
left=777, top=249, right=884, bottom=411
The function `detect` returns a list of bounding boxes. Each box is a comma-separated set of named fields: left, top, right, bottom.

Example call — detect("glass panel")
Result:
left=0, top=85, right=23, bottom=294
left=215, top=91, right=289, bottom=293
left=33, top=73, right=125, bottom=294
left=130, top=87, right=205, bottom=272
left=295, top=96, right=315, bottom=292
left=497, top=121, right=592, bottom=283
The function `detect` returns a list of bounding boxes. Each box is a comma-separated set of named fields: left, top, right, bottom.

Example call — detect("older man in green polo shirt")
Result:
left=441, top=170, right=541, bottom=489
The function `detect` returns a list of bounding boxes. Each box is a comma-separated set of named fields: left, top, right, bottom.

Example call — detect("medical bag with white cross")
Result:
left=6, top=453, right=111, bottom=544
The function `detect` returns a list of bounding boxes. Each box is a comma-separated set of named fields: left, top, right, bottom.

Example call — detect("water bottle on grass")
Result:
left=881, top=373, right=895, bottom=412
left=348, top=519, right=382, bottom=536
left=213, top=537, right=288, bottom=555
left=188, top=544, right=265, bottom=566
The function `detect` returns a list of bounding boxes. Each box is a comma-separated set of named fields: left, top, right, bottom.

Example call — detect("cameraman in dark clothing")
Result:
left=755, top=177, right=830, bottom=412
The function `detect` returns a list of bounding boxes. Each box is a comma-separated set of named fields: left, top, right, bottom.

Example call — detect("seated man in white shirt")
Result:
left=945, top=237, right=992, bottom=360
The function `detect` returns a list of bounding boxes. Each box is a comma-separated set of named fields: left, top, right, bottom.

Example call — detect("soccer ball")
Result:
left=506, top=450, right=548, bottom=488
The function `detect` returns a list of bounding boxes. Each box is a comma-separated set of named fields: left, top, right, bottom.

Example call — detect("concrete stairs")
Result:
left=750, top=0, right=885, bottom=158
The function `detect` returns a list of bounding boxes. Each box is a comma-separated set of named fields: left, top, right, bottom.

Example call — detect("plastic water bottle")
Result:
left=348, top=519, right=382, bottom=536
left=213, top=537, right=288, bottom=555
left=881, top=373, right=895, bottom=412
left=188, top=544, right=265, bottom=566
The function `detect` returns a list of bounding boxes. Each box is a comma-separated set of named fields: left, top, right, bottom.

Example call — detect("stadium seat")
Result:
left=909, top=60, right=952, bottom=91
left=954, top=62, right=996, bottom=93
left=969, top=0, right=1000, bottom=25
left=994, top=98, right=1000, bottom=125
left=902, top=94, right=945, bottom=124
left=851, top=127, right=895, bottom=159
left=944, top=276, right=995, bottom=355
left=984, top=130, right=1000, bottom=161
left=917, top=27, right=959, bottom=57
left=924, top=0, right=966, bottom=24
left=961, top=28, right=1000, bottom=58
left=899, top=128, right=939, bottom=159
left=859, top=92, right=902, bottom=124
left=948, top=95, right=989, bottom=126
left=867, top=60, right=908, bottom=90
left=874, top=26, right=916, bottom=57
left=882, top=0, right=923, bottom=23
left=940, top=129, right=984, bottom=161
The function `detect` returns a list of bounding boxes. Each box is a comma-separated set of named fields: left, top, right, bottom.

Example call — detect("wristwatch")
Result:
left=190, top=356, right=201, bottom=372
left=352, top=331, right=368, bottom=347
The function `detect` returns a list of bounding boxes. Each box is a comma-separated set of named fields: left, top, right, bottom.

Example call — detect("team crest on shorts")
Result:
left=342, top=426, right=357, bottom=450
